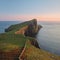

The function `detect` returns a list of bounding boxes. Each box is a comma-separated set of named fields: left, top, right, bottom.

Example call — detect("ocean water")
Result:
left=36, top=21, right=60, bottom=55
left=0, top=21, right=22, bottom=33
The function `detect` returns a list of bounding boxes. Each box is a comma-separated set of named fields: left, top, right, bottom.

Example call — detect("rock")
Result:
left=25, top=19, right=42, bottom=37
left=30, top=39, right=40, bottom=48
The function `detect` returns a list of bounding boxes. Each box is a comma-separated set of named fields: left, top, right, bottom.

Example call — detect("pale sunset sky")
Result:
left=0, top=0, right=60, bottom=21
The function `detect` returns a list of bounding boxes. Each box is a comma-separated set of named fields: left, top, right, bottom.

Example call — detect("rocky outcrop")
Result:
left=30, top=38, right=40, bottom=48
left=15, top=19, right=42, bottom=48
left=25, top=19, right=42, bottom=37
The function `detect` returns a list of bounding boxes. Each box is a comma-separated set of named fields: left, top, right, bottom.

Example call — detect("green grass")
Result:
left=0, top=43, right=19, bottom=52
left=5, top=21, right=29, bottom=34
left=0, top=33, right=27, bottom=51
left=21, top=40, right=60, bottom=60
left=0, top=21, right=29, bottom=51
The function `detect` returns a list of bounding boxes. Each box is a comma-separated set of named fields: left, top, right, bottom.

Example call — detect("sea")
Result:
left=0, top=21, right=60, bottom=55
left=36, top=21, right=60, bottom=55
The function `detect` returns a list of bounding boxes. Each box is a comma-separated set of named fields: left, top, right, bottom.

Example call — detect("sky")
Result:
left=0, top=0, right=60, bottom=21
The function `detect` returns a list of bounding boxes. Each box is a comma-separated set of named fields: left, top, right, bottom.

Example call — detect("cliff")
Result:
left=5, top=19, right=42, bottom=48
left=5, top=19, right=42, bottom=37
left=0, top=19, right=60, bottom=60
left=25, top=19, right=42, bottom=37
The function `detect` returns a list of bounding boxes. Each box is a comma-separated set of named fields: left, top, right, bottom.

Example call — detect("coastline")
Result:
left=0, top=19, right=60, bottom=60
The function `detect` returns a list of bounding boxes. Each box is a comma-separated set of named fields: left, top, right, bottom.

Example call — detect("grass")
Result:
left=0, top=21, right=35, bottom=52
left=0, top=21, right=29, bottom=51
left=0, top=20, right=60, bottom=60
left=21, top=40, right=60, bottom=60
left=5, top=21, right=29, bottom=34
left=0, top=43, right=19, bottom=52
left=0, top=33, right=27, bottom=52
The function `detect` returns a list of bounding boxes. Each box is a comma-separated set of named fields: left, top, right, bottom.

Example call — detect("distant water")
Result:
left=0, top=21, right=22, bottom=33
left=36, top=21, right=60, bottom=55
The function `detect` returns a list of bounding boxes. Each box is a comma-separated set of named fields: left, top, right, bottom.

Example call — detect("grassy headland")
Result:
left=0, top=19, right=60, bottom=60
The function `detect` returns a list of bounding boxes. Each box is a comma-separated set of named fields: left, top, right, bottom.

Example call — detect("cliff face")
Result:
left=25, top=19, right=42, bottom=37
left=14, top=19, right=42, bottom=48
left=14, top=19, right=41, bottom=48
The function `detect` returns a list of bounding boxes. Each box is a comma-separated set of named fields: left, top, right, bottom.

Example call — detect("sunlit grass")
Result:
left=21, top=40, right=60, bottom=60
left=0, top=33, right=27, bottom=51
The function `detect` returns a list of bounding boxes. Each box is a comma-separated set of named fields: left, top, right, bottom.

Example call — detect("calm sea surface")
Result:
left=36, top=21, right=60, bottom=55
left=0, top=21, right=22, bottom=33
